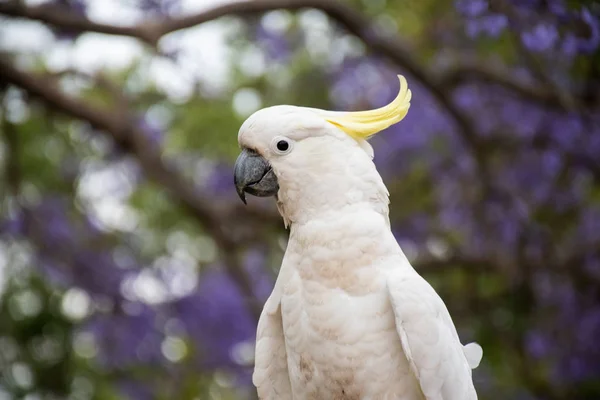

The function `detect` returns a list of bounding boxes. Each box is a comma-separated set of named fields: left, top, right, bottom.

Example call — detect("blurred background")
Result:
left=0, top=0, right=599, bottom=399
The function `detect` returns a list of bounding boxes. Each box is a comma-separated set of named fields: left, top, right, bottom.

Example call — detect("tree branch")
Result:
left=0, top=2, right=150, bottom=43
left=6, top=0, right=589, bottom=178
left=49, top=68, right=131, bottom=109
left=2, top=0, right=576, bottom=113
left=0, top=0, right=481, bottom=155
left=438, top=59, right=588, bottom=110
left=2, top=0, right=583, bottom=115
left=4, top=0, right=595, bottom=318
left=0, top=57, right=264, bottom=321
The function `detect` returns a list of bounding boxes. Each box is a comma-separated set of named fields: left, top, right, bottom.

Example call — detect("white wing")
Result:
left=252, top=280, right=292, bottom=399
left=385, top=269, right=482, bottom=400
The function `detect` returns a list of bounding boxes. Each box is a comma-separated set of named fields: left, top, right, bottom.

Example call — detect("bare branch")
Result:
left=5, top=0, right=588, bottom=172
left=0, top=0, right=506, bottom=211
left=0, top=2, right=154, bottom=42
left=3, top=0, right=572, bottom=113
left=438, top=59, right=588, bottom=110
left=1, top=0, right=583, bottom=112
left=0, top=0, right=483, bottom=156
left=48, top=68, right=131, bottom=109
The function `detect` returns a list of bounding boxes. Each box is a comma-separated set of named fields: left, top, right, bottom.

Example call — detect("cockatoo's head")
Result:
left=234, top=75, right=411, bottom=224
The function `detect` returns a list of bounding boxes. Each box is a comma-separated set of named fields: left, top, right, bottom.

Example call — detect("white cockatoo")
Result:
left=234, top=76, right=483, bottom=400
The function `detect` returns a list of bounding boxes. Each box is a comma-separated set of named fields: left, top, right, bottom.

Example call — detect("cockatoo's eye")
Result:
left=271, top=136, right=293, bottom=155
left=277, top=140, right=289, bottom=152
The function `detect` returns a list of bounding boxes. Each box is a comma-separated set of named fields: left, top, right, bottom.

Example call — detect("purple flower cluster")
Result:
left=326, top=3, right=600, bottom=393
left=25, top=197, right=129, bottom=298
left=0, top=192, right=269, bottom=397
left=456, top=0, right=600, bottom=56
left=255, top=24, right=292, bottom=63
left=137, top=0, right=181, bottom=16
left=50, top=0, right=88, bottom=41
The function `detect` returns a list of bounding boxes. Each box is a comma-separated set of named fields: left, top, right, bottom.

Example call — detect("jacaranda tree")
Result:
left=0, top=0, right=598, bottom=399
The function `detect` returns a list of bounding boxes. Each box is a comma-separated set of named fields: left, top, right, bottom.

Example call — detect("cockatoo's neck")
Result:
left=274, top=149, right=390, bottom=229
left=277, top=152, right=405, bottom=295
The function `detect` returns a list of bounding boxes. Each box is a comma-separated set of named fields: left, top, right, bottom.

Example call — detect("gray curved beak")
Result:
left=233, top=148, right=279, bottom=204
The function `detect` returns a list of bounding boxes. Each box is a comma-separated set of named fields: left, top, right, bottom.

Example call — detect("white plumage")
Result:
left=237, top=76, right=482, bottom=399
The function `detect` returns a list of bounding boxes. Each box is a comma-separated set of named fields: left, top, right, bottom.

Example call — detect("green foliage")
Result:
left=168, top=97, right=242, bottom=160
left=0, top=273, right=74, bottom=396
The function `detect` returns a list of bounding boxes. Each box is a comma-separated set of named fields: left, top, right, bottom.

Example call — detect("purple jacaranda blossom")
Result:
left=392, top=212, right=432, bottom=251
left=0, top=213, right=25, bottom=237
left=556, top=350, right=600, bottom=383
left=82, top=302, right=166, bottom=370
left=560, top=304, right=600, bottom=382
left=485, top=199, right=521, bottom=249
left=70, top=0, right=86, bottom=13
left=561, top=33, right=581, bottom=57
left=546, top=113, right=586, bottom=152
left=455, top=0, right=508, bottom=38
left=457, top=0, right=597, bottom=58
left=577, top=309, right=600, bottom=351
left=555, top=281, right=579, bottom=320
left=26, top=197, right=131, bottom=298
left=547, top=0, right=568, bottom=17
left=578, top=8, right=600, bottom=53
left=583, top=254, right=600, bottom=279
left=170, top=267, right=256, bottom=370
left=573, top=205, right=600, bottom=247
left=330, top=57, right=396, bottom=111
left=525, top=272, right=600, bottom=385
left=56, top=0, right=86, bottom=15
left=466, top=14, right=508, bottom=38
left=507, top=0, right=543, bottom=9
left=136, top=115, right=165, bottom=150
left=137, top=0, right=181, bottom=16
left=495, top=150, right=561, bottom=205
left=556, top=356, right=588, bottom=383
left=455, top=0, right=488, bottom=17
left=51, top=0, right=88, bottom=41
left=33, top=197, right=74, bottom=242
left=521, top=24, right=559, bottom=52
left=203, top=162, right=237, bottom=197
left=525, top=330, right=551, bottom=359
left=243, top=248, right=275, bottom=302
left=256, top=25, right=291, bottom=63
left=586, top=123, right=600, bottom=157
left=72, top=251, right=130, bottom=296
left=532, top=272, right=580, bottom=314
left=118, top=379, right=156, bottom=400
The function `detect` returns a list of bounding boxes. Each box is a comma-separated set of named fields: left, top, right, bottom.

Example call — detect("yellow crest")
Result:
left=317, top=75, right=411, bottom=140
